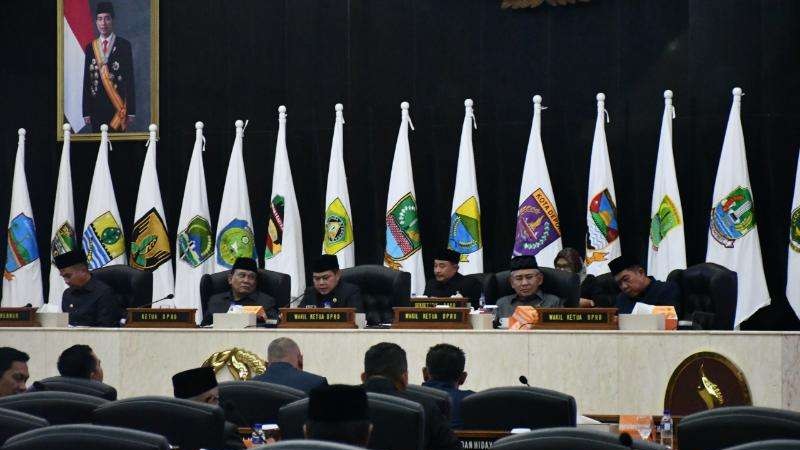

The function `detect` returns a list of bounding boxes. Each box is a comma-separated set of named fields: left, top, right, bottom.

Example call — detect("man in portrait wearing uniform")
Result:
left=424, top=248, right=483, bottom=308
left=202, top=257, right=278, bottom=326
left=82, top=1, right=135, bottom=132
left=494, top=255, right=562, bottom=320
left=300, top=255, right=364, bottom=312
left=55, top=249, right=123, bottom=327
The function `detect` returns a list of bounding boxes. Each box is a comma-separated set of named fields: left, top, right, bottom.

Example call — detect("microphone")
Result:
left=138, top=294, right=175, bottom=308
left=519, top=375, right=530, bottom=387
left=289, top=291, right=307, bottom=308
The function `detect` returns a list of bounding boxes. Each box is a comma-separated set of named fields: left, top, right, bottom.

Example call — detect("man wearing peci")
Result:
left=202, top=257, right=278, bottom=326
left=494, top=255, right=562, bottom=320
left=424, top=248, right=483, bottom=308
left=56, top=249, right=124, bottom=327
left=82, top=1, right=135, bottom=132
left=609, top=255, right=681, bottom=315
left=300, top=255, right=364, bottom=311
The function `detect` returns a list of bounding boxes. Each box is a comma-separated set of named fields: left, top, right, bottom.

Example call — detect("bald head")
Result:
left=267, top=337, right=303, bottom=369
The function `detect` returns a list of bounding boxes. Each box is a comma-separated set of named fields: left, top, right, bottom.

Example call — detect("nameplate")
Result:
left=392, top=307, right=472, bottom=329
left=126, top=308, right=197, bottom=328
left=531, top=308, right=618, bottom=330
left=278, top=308, right=357, bottom=329
left=0, top=308, right=39, bottom=327
left=410, top=297, right=470, bottom=308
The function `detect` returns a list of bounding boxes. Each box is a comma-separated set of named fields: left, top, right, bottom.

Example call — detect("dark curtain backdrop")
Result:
left=1, top=0, right=799, bottom=328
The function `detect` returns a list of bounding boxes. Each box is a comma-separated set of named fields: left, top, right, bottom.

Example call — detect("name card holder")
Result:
left=126, top=308, right=197, bottom=328
left=278, top=308, right=357, bottom=329
left=0, top=307, right=39, bottom=327
left=409, top=297, right=470, bottom=308
left=392, top=307, right=472, bottom=329
left=531, top=308, right=618, bottom=330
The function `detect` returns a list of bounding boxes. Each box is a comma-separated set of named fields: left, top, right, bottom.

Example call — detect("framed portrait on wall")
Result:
left=57, top=0, right=159, bottom=141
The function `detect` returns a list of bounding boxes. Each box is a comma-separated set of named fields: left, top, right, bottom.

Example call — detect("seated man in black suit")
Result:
left=422, top=343, right=475, bottom=429
left=304, top=385, right=373, bottom=447
left=361, top=342, right=462, bottom=450
left=300, top=255, right=363, bottom=311
left=424, top=248, right=483, bottom=308
left=610, top=255, right=681, bottom=315
left=252, top=337, right=327, bottom=393
left=58, top=344, right=104, bottom=382
left=55, top=249, right=123, bottom=327
left=201, top=257, right=278, bottom=326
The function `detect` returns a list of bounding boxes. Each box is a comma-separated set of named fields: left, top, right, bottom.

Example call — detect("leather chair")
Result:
left=677, top=406, right=800, bottom=450
left=2, top=424, right=170, bottom=450
left=218, top=380, right=306, bottom=427
left=253, top=439, right=367, bottom=450
left=0, top=391, right=107, bottom=425
left=461, top=386, right=577, bottom=430
left=200, top=269, right=291, bottom=314
left=667, top=263, right=737, bottom=330
left=482, top=268, right=580, bottom=307
left=405, top=384, right=451, bottom=420
left=724, top=439, right=800, bottom=450
left=92, top=396, right=227, bottom=450
left=491, top=427, right=666, bottom=450
left=339, top=265, right=411, bottom=325
left=91, top=265, right=153, bottom=308
left=0, top=408, right=48, bottom=445
left=587, top=272, right=620, bottom=308
left=34, top=376, right=117, bottom=400
left=278, top=392, right=425, bottom=450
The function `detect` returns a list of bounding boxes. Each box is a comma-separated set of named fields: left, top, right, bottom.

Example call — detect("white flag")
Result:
left=2, top=129, right=43, bottom=307
left=787, top=149, right=800, bottom=318
left=175, top=122, right=215, bottom=323
left=131, top=125, right=174, bottom=306
left=448, top=99, right=483, bottom=274
left=264, top=106, right=306, bottom=297
left=384, top=102, right=425, bottom=294
left=47, top=124, right=78, bottom=310
left=321, top=104, right=355, bottom=269
left=513, top=95, right=562, bottom=267
left=214, top=120, right=257, bottom=273
left=706, top=87, right=770, bottom=328
left=647, top=90, right=686, bottom=279
left=585, top=93, right=621, bottom=275
left=83, top=124, right=126, bottom=270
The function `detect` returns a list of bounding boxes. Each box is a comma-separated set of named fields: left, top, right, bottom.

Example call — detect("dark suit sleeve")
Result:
left=96, top=290, right=123, bottom=327
left=82, top=43, right=93, bottom=118
left=423, top=280, right=432, bottom=296
left=257, top=292, right=279, bottom=319
left=201, top=297, right=225, bottom=326
left=426, top=403, right=463, bottom=450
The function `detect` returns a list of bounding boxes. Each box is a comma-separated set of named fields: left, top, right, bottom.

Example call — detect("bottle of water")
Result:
left=251, top=423, right=264, bottom=445
left=660, top=410, right=673, bottom=448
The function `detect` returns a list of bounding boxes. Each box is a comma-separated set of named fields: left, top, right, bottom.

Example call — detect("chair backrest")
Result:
left=405, top=384, right=451, bottom=420
left=278, top=392, right=425, bottom=450
left=35, top=376, right=117, bottom=400
left=200, top=269, right=291, bottom=313
left=218, top=380, right=306, bottom=427
left=0, top=391, right=107, bottom=425
left=482, top=268, right=579, bottom=307
left=2, top=424, right=170, bottom=450
left=92, top=396, right=226, bottom=449
left=590, top=272, right=621, bottom=307
left=91, top=265, right=153, bottom=308
left=491, top=427, right=666, bottom=450
left=677, top=406, right=800, bottom=450
left=461, top=386, right=577, bottom=430
left=253, top=439, right=367, bottom=450
left=723, top=439, right=800, bottom=450
left=339, top=265, right=411, bottom=325
left=667, top=262, right=736, bottom=329
left=0, top=407, right=48, bottom=445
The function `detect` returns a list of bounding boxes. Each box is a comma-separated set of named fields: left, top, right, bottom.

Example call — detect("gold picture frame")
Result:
left=57, top=0, right=159, bottom=141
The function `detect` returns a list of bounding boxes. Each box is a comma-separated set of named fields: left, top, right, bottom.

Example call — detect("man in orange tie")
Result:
left=82, top=2, right=135, bottom=132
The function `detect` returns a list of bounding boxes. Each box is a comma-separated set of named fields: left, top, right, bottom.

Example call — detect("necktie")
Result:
left=102, top=39, right=108, bottom=54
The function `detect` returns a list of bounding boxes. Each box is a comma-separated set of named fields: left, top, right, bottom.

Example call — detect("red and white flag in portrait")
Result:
left=63, top=0, right=94, bottom=131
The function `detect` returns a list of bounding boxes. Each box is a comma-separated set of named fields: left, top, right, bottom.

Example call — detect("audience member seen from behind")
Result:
left=55, top=249, right=123, bottom=327
left=553, top=247, right=609, bottom=307
left=0, top=347, right=29, bottom=397
left=57, top=344, right=104, bottom=382
left=172, top=366, right=244, bottom=450
left=361, top=342, right=462, bottom=450
left=304, top=385, right=372, bottom=447
left=495, top=256, right=562, bottom=321
left=422, top=343, right=475, bottom=429
left=252, top=337, right=328, bottom=393
left=609, top=255, right=681, bottom=315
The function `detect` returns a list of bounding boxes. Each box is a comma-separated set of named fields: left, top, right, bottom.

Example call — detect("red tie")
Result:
left=102, top=39, right=108, bottom=54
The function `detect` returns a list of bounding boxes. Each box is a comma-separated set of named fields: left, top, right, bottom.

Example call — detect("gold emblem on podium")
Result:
left=665, top=352, right=751, bottom=416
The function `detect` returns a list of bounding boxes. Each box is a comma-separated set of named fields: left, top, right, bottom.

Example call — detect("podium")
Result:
left=0, top=307, right=39, bottom=327
left=278, top=308, right=357, bottom=329
left=126, top=308, right=197, bottom=328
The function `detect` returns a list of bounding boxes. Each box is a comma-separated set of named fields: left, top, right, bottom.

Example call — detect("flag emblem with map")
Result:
left=587, top=189, right=619, bottom=251
left=385, top=193, right=421, bottom=266
left=710, top=186, right=755, bottom=248
left=177, top=215, right=213, bottom=268
left=264, top=195, right=284, bottom=259
left=83, top=211, right=125, bottom=270
left=650, top=195, right=681, bottom=250
left=324, top=197, right=353, bottom=255
left=130, top=208, right=171, bottom=271
left=514, top=188, right=560, bottom=256
left=51, top=222, right=76, bottom=258
left=449, top=196, right=482, bottom=257
left=5, top=213, right=39, bottom=273
left=217, top=218, right=255, bottom=268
